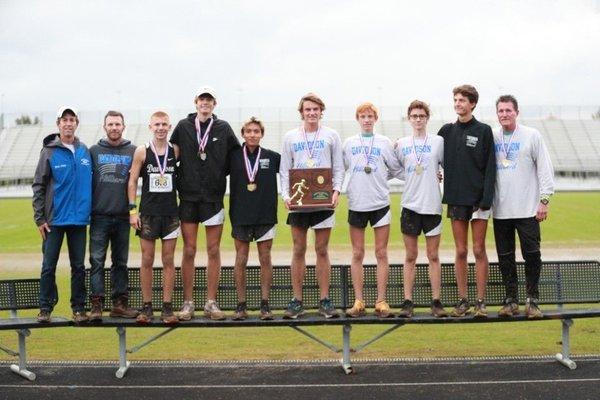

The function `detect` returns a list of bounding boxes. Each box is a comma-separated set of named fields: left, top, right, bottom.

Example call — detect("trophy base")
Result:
left=289, top=203, right=334, bottom=210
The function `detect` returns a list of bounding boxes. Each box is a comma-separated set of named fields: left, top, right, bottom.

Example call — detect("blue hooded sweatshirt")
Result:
left=32, top=133, right=92, bottom=226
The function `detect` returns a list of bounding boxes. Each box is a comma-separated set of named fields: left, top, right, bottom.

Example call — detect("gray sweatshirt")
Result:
left=395, top=134, right=444, bottom=215
left=343, top=133, right=401, bottom=212
left=279, top=125, right=345, bottom=212
left=492, top=124, right=554, bottom=219
left=89, top=138, right=136, bottom=217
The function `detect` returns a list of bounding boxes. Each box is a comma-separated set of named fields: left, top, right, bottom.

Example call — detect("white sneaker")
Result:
left=177, top=300, right=195, bottom=321
left=204, top=300, right=226, bottom=320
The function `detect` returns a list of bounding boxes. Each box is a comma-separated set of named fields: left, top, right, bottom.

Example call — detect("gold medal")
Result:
left=247, top=183, right=257, bottom=192
left=158, top=175, right=167, bottom=185
left=306, top=158, right=315, bottom=167
left=364, top=166, right=372, bottom=174
left=415, top=165, right=424, bottom=175
left=502, top=159, right=511, bottom=167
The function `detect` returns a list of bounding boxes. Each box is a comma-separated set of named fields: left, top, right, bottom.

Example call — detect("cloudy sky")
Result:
left=1, top=0, right=599, bottom=117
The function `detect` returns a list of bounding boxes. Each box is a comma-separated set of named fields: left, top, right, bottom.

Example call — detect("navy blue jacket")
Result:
left=32, top=133, right=92, bottom=226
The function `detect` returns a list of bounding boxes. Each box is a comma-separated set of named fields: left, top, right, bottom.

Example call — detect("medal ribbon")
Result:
left=243, top=144, right=262, bottom=183
left=412, top=134, right=428, bottom=167
left=195, top=117, right=214, bottom=154
left=301, top=125, right=321, bottom=161
left=501, top=125, right=517, bottom=160
left=149, top=140, right=169, bottom=176
left=359, top=133, right=375, bottom=168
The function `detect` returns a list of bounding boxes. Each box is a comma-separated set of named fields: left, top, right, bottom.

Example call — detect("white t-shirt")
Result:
left=492, top=124, right=554, bottom=219
left=343, top=133, right=401, bottom=212
left=395, top=134, right=444, bottom=215
left=279, top=125, right=345, bottom=211
left=62, top=141, right=75, bottom=153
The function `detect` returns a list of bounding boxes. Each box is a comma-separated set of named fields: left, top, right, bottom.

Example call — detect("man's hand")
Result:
left=38, top=223, right=51, bottom=240
left=284, top=199, right=291, bottom=210
left=536, top=202, right=549, bottom=222
left=331, top=190, right=340, bottom=209
left=130, top=214, right=141, bottom=230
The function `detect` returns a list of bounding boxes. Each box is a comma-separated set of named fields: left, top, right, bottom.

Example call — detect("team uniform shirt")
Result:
left=395, top=134, right=444, bottom=215
left=279, top=125, right=344, bottom=213
left=139, top=143, right=178, bottom=217
left=229, top=145, right=281, bottom=226
left=342, top=133, right=401, bottom=212
left=492, top=124, right=554, bottom=219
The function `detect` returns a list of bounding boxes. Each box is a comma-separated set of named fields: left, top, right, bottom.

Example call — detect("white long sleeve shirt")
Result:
left=343, top=133, right=402, bottom=212
left=279, top=125, right=345, bottom=212
left=395, top=134, right=444, bottom=215
left=492, top=123, right=554, bottom=219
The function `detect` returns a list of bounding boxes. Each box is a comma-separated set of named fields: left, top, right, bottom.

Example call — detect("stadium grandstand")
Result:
left=1, top=105, right=599, bottom=195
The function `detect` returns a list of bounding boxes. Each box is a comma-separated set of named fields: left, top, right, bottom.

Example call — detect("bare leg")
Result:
left=451, top=219, right=469, bottom=298
left=425, top=234, right=442, bottom=299
left=290, top=226, right=308, bottom=300
left=205, top=224, right=223, bottom=301
left=471, top=219, right=489, bottom=300
left=180, top=222, right=199, bottom=301
left=139, top=239, right=156, bottom=303
left=314, top=228, right=332, bottom=300
left=402, top=234, right=418, bottom=301
left=161, top=238, right=177, bottom=303
left=349, top=226, right=366, bottom=301
left=234, top=239, right=250, bottom=302
left=257, top=239, right=273, bottom=301
left=373, top=225, right=390, bottom=302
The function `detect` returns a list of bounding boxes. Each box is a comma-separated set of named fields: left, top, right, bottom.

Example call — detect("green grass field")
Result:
left=0, top=192, right=599, bottom=361
left=1, top=192, right=599, bottom=253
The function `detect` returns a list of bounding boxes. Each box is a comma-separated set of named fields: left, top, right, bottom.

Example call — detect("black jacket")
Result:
left=228, top=146, right=280, bottom=226
left=170, top=113, right=240, bottom=202
left=438, top=117, right=496, bottom=209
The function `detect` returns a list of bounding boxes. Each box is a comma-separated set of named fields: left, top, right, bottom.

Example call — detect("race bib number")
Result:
left=149, top=173, right=173, bottom=192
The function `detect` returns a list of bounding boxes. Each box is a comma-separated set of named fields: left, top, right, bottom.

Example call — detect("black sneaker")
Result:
left=473, top=298, right=488, bottom=318
left=398, top=299, right=414, bottom=318
left=259, top=300, right=274, bottom=320
left=161, top=302, right=178, bottom=324
left=37, top=310, right=51, bottom=323
left=319, top=297, right=339, bottom=319
left=451, top=298, right=471, bottom=317
left=232, top=302, right=248, bottom=321
left=136, top=302, right=153, bottom=324
left=498, top=297, right=520, bottom=317
left=525, top=298, right=543, bottom=319
left=283, top=298, right=305, bottom=319
left=430, top=299, right=448, bottom=317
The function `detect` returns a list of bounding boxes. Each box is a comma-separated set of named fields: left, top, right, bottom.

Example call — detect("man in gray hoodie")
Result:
left=88, top=110, right=138, bottom=321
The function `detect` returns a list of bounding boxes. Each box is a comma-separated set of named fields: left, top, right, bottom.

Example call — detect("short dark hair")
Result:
left=241, top=116, right=265, bottom=135
left=495, top=95, right=519, bottom=112
left=104, top=110, right=125, bottom=125
left=453, top=84, right=479, bottom=108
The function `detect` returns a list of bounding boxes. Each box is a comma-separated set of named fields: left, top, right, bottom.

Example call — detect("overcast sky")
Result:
left=1, top=0, right=599, bottom=116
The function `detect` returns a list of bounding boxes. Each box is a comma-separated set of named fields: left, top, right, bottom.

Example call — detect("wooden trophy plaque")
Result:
left=288, top=168, right=333, bottom=209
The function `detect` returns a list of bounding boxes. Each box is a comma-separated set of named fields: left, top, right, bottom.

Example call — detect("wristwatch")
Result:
left=540, top=198, right=550, bottom=206
left=128, top=203, right=137, bottom=211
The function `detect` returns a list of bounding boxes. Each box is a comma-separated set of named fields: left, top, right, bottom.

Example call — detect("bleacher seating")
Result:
left=1, top=118, right=599, bottom=181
